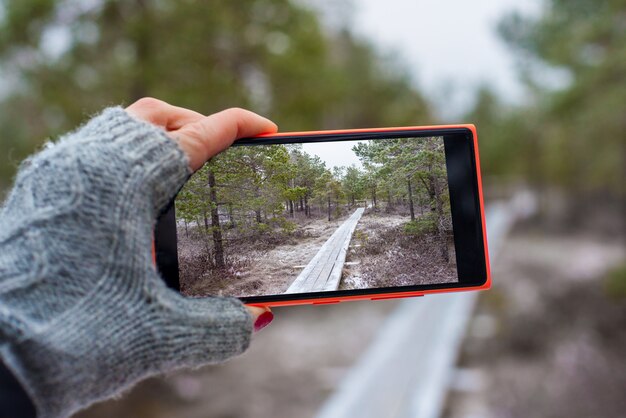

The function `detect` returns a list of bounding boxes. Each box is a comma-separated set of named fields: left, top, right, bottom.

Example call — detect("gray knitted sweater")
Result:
left=0, top=108, right=253, bottom=418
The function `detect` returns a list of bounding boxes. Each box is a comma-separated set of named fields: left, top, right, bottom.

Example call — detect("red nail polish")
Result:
left=254, top=311, right=274, bottom=332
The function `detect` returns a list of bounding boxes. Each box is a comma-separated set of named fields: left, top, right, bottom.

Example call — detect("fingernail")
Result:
left=254, top=311, right=274, bottom=332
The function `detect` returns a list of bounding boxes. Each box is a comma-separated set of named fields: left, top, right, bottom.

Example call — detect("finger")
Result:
left=246, top=305, right=274, bottom=332
left=126, top=97, right=205, bottom=130
left=177, top=108, right=278, bottom=171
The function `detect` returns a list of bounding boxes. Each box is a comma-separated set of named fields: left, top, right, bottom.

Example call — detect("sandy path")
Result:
left=183, top=216, right=349, bottom=298
left=236, top=217, right=349, bottom=296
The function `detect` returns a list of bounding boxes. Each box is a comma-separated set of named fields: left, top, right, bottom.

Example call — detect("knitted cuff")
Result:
left=154, top=292, right=254, bottom=367
left=0, top=288, right=252, bottom=418
left=62, top=106, right=192, bottom=214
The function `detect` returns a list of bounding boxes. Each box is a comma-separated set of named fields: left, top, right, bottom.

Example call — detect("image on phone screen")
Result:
left=174, top=136, right=458, bottom=298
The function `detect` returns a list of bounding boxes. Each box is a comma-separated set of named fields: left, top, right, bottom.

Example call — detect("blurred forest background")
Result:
left=0, top=0, right=624, bottom=417
left=0, top=0, right=430, bottom=191
left=0, top=0, right=622, bottom=226
left=470, top=0, right=625, bottom=232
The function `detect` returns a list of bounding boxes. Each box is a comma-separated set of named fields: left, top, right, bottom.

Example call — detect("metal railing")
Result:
left=316, top=192, right=536, bottom=418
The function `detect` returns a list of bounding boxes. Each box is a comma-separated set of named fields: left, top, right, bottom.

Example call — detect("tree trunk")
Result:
left=289, top=200, right=294, bottom=217
left=304, top=195, right=310, bottom=217
left=327, top=196, right=332, bottom=221
left=387, top=190, right=393, bottom=211
left=208, top=168, right=225, bottom=269
left=299, top=197, right=304, bottom=211
left=434, top=178, right=449, bottom=262
left=228, top=203, right=235, bottom=228
left=428, top=174, right=437, bottom=212
left=203, top=210, right=209, bottom=231
left=407, top=177, right=415, bottom=221
left=130, top=0, right=153, bottom=100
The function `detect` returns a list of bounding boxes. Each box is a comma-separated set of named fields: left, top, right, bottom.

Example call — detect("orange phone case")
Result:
left=246, top=124, right=490, bottom=308
left=154, top=124, right=490, bottom=308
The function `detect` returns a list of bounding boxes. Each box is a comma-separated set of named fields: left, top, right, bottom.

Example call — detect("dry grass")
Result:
left=178, top=214, right=349, bottom=297
left=342, top=209, right=457, bottom=290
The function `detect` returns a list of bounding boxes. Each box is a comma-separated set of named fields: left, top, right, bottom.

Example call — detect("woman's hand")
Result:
left=126, top=97, right=277, bottom=328
left=0, top=99, right=277, bottom=418
left=126, top=97, right=277, bottom=171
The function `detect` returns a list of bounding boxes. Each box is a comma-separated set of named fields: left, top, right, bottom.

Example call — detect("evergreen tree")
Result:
left=0, top=0, right=431, bottom=191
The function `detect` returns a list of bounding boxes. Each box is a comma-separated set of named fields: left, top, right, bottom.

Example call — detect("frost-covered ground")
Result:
left=178, top=207, right=456, bottom=298
left=178, top=215, right=348, bottom=297
left=342, top=211, right=457, bottom=290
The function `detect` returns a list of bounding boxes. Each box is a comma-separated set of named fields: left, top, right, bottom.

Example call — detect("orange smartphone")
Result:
left=155, top=125, right=490, bottom=307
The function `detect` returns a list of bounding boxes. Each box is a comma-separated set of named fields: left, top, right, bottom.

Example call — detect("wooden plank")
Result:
left=285, top=208, right=365, bottom=294
left=323, top=208, right=363, bottom=291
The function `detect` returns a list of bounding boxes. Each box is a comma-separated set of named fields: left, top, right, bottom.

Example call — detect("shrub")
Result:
left=605, top=263, right=626, bottom=300
left=280, top=220, right=297, bottom=234
left=403, top=214, right=437, bottom=236
left=354, top=229, right=369, bottom=246
left=253, top=222, right=270, bottom=234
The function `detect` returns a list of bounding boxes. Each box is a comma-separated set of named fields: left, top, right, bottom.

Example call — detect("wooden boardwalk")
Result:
left=285, top=208, right=365, bottom=294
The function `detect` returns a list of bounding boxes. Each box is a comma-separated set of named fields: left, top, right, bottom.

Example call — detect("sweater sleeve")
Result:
left=0, top=107, right=253, bottom=418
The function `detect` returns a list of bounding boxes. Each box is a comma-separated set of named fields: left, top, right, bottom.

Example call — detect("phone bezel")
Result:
left=155, top=125, right=491, bottom=306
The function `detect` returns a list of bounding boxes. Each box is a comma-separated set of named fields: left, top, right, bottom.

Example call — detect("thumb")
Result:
left=176, top=107, right=278, bottom=171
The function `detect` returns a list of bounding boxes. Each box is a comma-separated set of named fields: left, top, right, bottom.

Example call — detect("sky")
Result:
left=302, top=140, right=364, bottom=170
left=350, top=0, right=542, bottom=120
left=303, top=0, right=542, bottom=169
left=1, top=0, right=543, bottom=171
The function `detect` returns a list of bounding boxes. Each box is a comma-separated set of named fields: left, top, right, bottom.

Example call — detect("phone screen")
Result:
left=174, top=135, right=459, bottom=298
